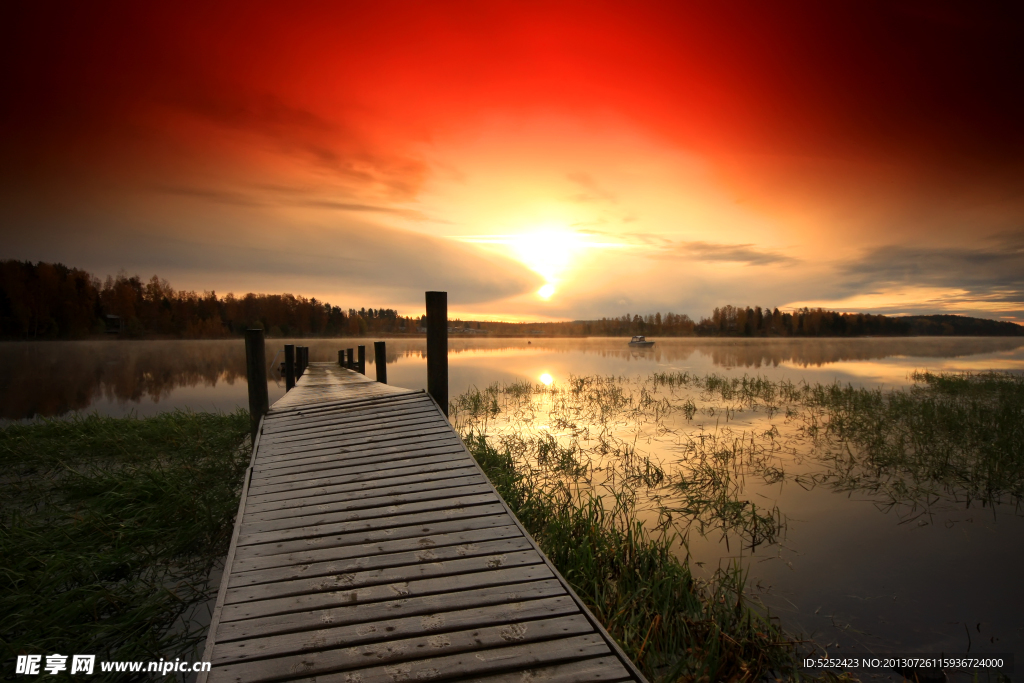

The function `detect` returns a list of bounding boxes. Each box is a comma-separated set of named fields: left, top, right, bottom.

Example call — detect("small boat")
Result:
left=628, top=335, right=655, bottom=347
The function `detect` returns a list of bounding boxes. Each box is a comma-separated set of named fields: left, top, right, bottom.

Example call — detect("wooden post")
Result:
left=244, top=329, right=270, bottom=447
left=425, top=291, right=448, bottom=416
left=374, top=341, right=387, bottom=384
left=302, top=346, right=309, bottom=371
left=347, top=348, right=355, bottom=370
left=357, top=345, right=366, bottom=375
left=338, top=349, right=343, bottom=366
left=284, top=344, right=295, bottom=391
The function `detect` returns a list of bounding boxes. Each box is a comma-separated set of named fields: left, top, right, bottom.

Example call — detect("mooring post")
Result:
left=358, top=345, right=366, bottom=375
left=338, top=349, right=343, bottom=366
left=374, top=341, right=387, bottom=384
left=284, top=344, right=295, bottom=391
left=425, top=291, right=448, bottom=416
left=347, top=348, right=355, bottom=370
left=244, top=329, right=270, bottom=447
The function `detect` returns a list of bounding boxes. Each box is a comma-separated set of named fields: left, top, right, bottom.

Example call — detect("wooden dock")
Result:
left=200, top=362, right=646, bottom=683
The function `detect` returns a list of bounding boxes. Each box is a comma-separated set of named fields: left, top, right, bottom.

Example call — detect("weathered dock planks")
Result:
left=200, top=363, right=646, bottom=683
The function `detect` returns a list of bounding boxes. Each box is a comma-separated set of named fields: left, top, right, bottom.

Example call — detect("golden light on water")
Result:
left=539, top=372, right=553, bottom=386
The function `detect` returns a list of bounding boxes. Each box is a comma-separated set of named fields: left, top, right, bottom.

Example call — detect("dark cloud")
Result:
left=842, top=237, right=1024, bottom=291
left=650, top=241, right=798, bottom=266
left=1, top=203, right=543, bottom=308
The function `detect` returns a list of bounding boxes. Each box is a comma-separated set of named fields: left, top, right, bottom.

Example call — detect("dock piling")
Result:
left=284, top=344, right=295, bottom=391
left=374, top=341, right=387, bottom=384
left=244, top=329, right=270, bottom=446
left=357, top=345, right=366, bottom=374
left=425, top=291, right=448, bottom=416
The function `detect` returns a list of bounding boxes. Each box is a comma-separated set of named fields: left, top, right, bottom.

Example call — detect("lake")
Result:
left=3, top=336, right=1024, bottom=421
left=3, top=336, right=1023, bottom=677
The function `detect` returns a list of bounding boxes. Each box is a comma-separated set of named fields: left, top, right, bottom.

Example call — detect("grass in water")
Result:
left=455, top=370, right=1023, bottom=680
left=0, top=410, right=250, bottom=675
left=463, top=431, right=801, bottom=682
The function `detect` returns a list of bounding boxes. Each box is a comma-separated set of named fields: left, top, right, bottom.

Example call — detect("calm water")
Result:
left=3, top=336, right=1023, bottom=676
left=3, top=336, right=1023, bottom=421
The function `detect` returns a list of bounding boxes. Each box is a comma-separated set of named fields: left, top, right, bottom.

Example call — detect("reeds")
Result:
left=0, top=410, right=250, bottom=675
left=464, top=432, right=801, bottom=682
left=454, top=369, right=1023, bottom=680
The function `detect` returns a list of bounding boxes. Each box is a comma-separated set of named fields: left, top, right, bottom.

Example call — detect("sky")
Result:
left=3, top=1, right=1023, bottom=322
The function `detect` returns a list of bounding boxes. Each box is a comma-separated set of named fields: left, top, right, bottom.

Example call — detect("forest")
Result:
left=2, top=260, right=1021, bottom=339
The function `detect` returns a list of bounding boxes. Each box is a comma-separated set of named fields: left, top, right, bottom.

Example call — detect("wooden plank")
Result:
left=214, top=579, right=567, bottom=644
left=246, top=452, right=470, bottom=496
left=217, top=564, right=556, bottom=627
left=231, top=514, right=513, bottom=566
left=255, top=430, right=460, bottom=468
left=251, top=438, right=464, bottom=480
left=227, top=536, right=532, bottom=589
left=239, top=483, right=495, bottom=534
left=235, top=495, right=502, bottom=547
left=211, top=596, right=580, bottom=667
left=259, top=412, right=444, bottom=446
left=243, top=464, right=480, bottom=511
left=230, top=524, right=524, bottom=575
left=224, top=549, right=545, bottom=605
left=244, top=473, right=486, bottom=522
left=263, top=394, right=433, bottom=427
left=472, top=656, right=634, bottom=682
left=261, top=401, right=438, bottom=435
left=208, top=614, right=593, bottom=682
left=286, top=634, right=612, bottom=683
left=257, top=424, right=458, bottom=458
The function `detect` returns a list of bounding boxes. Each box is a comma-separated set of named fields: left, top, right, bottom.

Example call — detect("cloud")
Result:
left=2, top=201, right=543, bottom=309
left=841, top=237, right=1024, bottom=294
left=787, top=235, right=1024, bottom=321
left=566, top=172, right=617, bottom=204
left=649, top=240, right=799, bottom=266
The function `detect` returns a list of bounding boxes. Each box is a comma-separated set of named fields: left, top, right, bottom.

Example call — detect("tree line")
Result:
left=2, top=260, right=1020, bottom=339
left=0, top=260, right=418, bottom=339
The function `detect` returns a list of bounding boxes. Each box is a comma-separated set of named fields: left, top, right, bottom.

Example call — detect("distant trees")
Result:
left=2, top=260, right=1020, bottom=339
left=0, top=260, right=419, bottom=339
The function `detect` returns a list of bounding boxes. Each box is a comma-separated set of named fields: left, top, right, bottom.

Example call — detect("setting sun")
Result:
left=537, top=283, right=556, bottom=299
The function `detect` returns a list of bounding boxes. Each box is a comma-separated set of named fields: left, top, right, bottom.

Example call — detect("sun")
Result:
left=537, top=283, right=556, bottom=299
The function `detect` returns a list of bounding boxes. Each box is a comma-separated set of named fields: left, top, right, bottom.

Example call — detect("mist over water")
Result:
left=2, top=336, right=1022, bottom=421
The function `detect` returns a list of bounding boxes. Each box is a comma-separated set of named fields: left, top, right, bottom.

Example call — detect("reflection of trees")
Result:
left=0, top=341, right=250, bottom=420
left=3, top=337, right=1022, bottom=420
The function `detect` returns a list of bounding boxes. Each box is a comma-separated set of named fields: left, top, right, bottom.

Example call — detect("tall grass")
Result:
left=1, top=410, right=250, bottom=676
left=464, top=432, right=802, bottom=682
left=806, top=371, right=1024, bottom=510
left=454, top=370, right=1023, bottom=680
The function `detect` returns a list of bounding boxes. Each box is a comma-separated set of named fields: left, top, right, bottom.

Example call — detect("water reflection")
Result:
left=1, top=337, right=1022, bottom=421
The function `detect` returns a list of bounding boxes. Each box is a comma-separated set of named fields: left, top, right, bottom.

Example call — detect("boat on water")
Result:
left=628, top=335, right=655, bottom=347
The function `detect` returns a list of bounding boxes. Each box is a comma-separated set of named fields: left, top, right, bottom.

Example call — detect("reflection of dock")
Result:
left=200, top=362, right=645, bottom=683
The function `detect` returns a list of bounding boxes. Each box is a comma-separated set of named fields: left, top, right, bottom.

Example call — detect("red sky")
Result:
left=3, top=1, right=1023, bottom=321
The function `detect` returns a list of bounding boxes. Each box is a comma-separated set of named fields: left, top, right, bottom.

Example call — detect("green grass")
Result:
left=464, top=431, right=802, bottom=682
left=0, top=410, right=250, bottom=676
left=805, top=371, right=1024, bottom=510
left=455, top=370, right=1024, bottom=681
